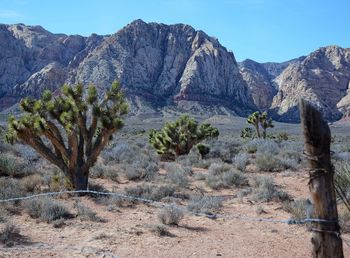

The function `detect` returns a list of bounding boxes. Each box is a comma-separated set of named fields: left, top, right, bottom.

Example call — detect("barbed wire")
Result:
left=0, top=189, right=349, bottom=254
left=0, top=189, right=339, bottom=226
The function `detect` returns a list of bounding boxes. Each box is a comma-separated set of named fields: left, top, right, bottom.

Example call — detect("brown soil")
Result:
left=0, top=171, right=349, bottom=258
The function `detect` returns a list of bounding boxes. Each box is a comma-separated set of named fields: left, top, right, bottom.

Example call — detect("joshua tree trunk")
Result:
left=69, top=168, right=89, bottom=191
left=255, top=124, right=261, bottom=138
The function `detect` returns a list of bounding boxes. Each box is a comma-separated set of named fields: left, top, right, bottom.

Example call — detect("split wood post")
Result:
left=299, top=99, right=344, bottom=258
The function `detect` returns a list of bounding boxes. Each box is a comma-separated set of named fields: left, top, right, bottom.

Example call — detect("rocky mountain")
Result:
left=270, top=46, right=350, bottom=122
left=1, top=20, right=350, bottom=122
left=238, top=57, right=303, bottom=110
left=0, top=23, right=105, bottom=109
left=240, top=47, right=350, bottom=122
left=0, top=20, right=256, bottom=116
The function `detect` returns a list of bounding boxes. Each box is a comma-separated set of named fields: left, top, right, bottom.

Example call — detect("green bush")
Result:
left=196, top=143, right=210, bottom=158
left=149, top=115, right=219, bottom=160
left=240, top=127, right=254, bottom=139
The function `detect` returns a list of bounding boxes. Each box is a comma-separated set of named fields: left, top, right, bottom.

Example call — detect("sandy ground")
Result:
left=0, top=171, right=349, bottom=258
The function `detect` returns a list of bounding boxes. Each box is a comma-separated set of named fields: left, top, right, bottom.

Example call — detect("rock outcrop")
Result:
left=1, top=20, right=350, bottom=122
left=68, top=20, right=255, bottom=115
left=270, top=46, right=350, bottom=122
left=0, top=20, right=256, bottom=116
left=0, top=23, right=105, bottom=106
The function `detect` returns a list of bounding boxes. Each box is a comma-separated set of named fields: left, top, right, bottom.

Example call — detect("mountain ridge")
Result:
left=1, top=20, right=350, bottom=122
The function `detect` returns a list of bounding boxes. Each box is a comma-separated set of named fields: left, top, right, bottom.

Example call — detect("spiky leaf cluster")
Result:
left=149, top=115, right=219, bottom=160
left=5, top=81, right=128, bottom=189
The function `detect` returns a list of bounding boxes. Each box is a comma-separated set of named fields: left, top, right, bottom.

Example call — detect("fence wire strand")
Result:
left=0, top=189, right=349, bottom=253
left=0, top=189, right=340, bottom=225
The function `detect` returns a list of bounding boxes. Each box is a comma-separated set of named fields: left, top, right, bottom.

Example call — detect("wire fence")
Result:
left=0, top=189, right=349, bottom=255
left=0, top=189, right=341, bottom=225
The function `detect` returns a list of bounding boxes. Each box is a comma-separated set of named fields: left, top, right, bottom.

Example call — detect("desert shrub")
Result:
left=0, top=153, right=33, bottom=178
left=255, top=153, right=281, bottom=172
left=0, top=178, right=24, bottom=202
left=90, top=162, right=122, bottom=182
left=334, top=162, right=350, bottom=208
left=20, top=174, right=43, bottom=193
left=104, top=195, right=134, bottom=212
left=279, top=158, right=298, bottom=171
left=244, top=139, right=259, bottom=154
left=207, top=139, right=241, bottom=162
left=158, top=205, right=184, bottom=225
left=208, top=163, right=230, bottom=175
left=75, top=202, right=101, bottom=222
left=207, top=169, right=248, bottom=190
left=194, top=172, right=207, bottom=181
left=221, top=170, right=248, bottom=187
left=125, top=184, right=176, bottom=201
left=0, top=154, right=16, bottom=177
left=252, top=176, right=289, bottom=202
left=233, top=153, right=250, bottom=172
left=165, top=163, right=190, bottom=188
left=187, top=196, right=223, bottom=214
left=176, top=149, right=202, bottom=167
left=283, top=199, right=314, bottom=221
left=256, top=140, right=279, bottom=155
left=149, top=224, right=174, bottom=237
left=339, top=209, right=350, bottom=233
left=105, top=142, right=159, bottom=181
left=103, top=142, right=135, bottom=163
left=123, top=155, right=159, bottom=181
left=25, top=197, right=71, bottom=223
left=207, top=163, right=248, bottom=189
left=276, top=132, right=289, bottom=142
left=0, top=223, right=22, bottom=246
left=237, top=188, right=253, bottom=200
left=0, top=208, right=8, bottom=223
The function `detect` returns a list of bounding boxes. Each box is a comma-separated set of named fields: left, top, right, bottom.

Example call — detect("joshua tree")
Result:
left=5, top=81, right=128, bottom=190
left=149, top=115, right=219, bottom=160
left=247, top=111, right=274, bottom=139
left=247, top=111, right=261, bottom=138
left=259, top=111, right=274, bottom=139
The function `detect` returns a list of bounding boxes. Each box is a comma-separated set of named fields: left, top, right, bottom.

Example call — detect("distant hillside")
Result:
left=0, top=20, right=255, bottom=117
left=1, top=20, right=350, bottom=121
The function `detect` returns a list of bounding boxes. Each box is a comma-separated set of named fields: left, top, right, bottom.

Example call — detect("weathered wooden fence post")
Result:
left=299, top=99, right=344, bottom=258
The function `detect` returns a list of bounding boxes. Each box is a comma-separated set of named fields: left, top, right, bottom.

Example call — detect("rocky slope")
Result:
left=1, top=20, right=350, bottom=122
left=238, top=57, right=303, bottom=110
left=240, top=47, right=350, bottom=122
left=0, top=20, right=256, bottom=116
left=0, top=23, right=105, bottom=109
left=270, top=46, right=350, bottom=122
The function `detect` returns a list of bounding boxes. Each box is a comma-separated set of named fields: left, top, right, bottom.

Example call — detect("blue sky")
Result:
left=0, top=0, right=349, bottom=62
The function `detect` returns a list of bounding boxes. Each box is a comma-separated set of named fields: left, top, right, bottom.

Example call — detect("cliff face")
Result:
left=0, top=23, right=105, bottom=108
left=270, top=46, right=350, bottom=122
left=0, top=20, right=255, bottom=116
left=1, top=20, right=350, bottom=121
left=67, top=20, right=255, bottom=115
